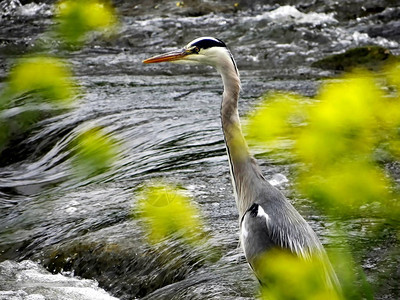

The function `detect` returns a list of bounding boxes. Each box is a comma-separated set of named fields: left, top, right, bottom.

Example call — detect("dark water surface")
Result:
left=0, top=0, right=399, bottom=299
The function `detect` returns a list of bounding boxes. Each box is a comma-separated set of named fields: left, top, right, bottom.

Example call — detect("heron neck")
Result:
left=219, top=67, right=253, bottom=218
left=220, top=70, right=247, bottom=157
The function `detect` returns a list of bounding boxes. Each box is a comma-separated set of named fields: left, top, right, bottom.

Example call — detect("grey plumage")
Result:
left=143, top=37, right=340, bottom=291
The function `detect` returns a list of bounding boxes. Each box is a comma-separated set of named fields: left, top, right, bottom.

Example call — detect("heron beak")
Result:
left=143, top=48, right=189, bottom=64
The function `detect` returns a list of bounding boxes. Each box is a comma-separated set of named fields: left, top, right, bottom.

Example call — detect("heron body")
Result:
left=143, top=37, right=340, bottom=290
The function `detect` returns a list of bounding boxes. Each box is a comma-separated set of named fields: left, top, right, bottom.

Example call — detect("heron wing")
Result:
left=240, top=183, right=323, bottom=261
left=240, top=184, right=340, bottom=289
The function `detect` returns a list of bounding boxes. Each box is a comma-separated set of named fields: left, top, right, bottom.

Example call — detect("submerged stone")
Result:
left=311, top=46, right=398, bottom=71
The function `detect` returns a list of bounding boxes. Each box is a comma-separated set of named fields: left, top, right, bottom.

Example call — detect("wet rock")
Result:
left=364, top=21, right=400, bottom=43
left=42, top=222, right=220, bottom=300
left=311, top=46, right=398, bottom=71
left=296, top=0, right=398, bottom=21
left=115, top=0, right=240, bottom=17
left=354, top=8, right=400, bottom=43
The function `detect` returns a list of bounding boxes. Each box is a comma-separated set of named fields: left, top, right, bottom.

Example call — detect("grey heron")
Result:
left=143, top=37, right=340, bottom=291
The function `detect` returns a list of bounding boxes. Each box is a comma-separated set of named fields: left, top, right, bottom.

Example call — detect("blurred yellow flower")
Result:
left=136, top=182, right=205, bottom=245
left=246, top=92, right=308, bottom=154
left=257, top=250, right=342, bottom=300
left=245, top=68, right=400, bottom=217
left=56, top=0, right=117, bottom=44
left=71, top=127, right=119, bottom=178
left=8, top=56, right=75, bottom=103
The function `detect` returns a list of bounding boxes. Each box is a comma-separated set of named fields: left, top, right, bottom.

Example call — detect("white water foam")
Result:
left=0, top=260, right=118, bottom=300
left=0, top=0, right=52, bottom=18
left=246, top=5, right=338, bottom=26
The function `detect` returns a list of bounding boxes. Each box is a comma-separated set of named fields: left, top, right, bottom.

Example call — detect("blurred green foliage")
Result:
left=386, top=63, right=400, bottom=88
left=3, top=56, right=75, bottom=106
left=247, top=67, right=400, bottom=218
left=0, top=0, right=120, bottom=179
left=246, top=65, right=400, bottom=298
left=56, top=0, right=117, bottom=44
left=0, top=56, right=77, bottom=154
left=295, top=75, right=394, bottom=216
left=327, top=238, right=374, bottom=300
left=246, top=92, right=309, bottom=159
left=71, top=127, right=120, bottom=178
left=257, top=250, right=341, bottom=300
left=135, top=181, right=207, bottom=246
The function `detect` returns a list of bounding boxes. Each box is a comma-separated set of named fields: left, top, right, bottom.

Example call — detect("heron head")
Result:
left=143, top=37, right=237, bottom=73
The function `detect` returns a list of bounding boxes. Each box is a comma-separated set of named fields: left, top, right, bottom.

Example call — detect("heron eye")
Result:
left=192, top=46, right=200, bottom=54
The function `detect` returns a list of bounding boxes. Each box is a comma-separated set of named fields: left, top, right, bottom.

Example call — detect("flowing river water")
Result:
left=0, top=0, right=399, bottom=299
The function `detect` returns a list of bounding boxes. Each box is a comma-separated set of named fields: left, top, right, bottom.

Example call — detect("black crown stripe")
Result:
left=190, top=38, right=226, bottom=50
